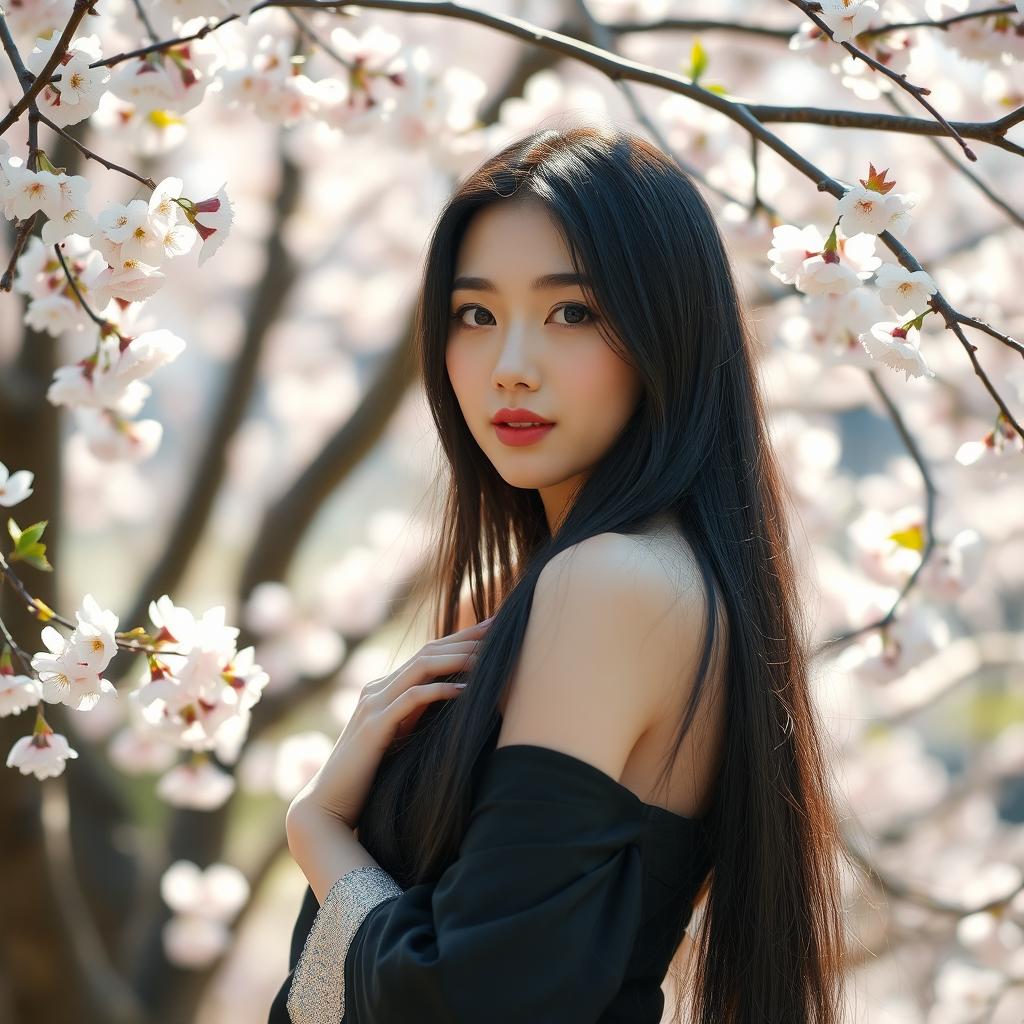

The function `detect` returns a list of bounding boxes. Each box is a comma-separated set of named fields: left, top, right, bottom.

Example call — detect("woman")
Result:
left=269, top=121, right=848, bottom=1023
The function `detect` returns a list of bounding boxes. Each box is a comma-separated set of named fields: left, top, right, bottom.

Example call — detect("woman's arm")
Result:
left=286, top=799, right=382, bottom=904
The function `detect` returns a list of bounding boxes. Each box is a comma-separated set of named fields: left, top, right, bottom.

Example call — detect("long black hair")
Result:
left=357, top=120, right=848, bottom=1023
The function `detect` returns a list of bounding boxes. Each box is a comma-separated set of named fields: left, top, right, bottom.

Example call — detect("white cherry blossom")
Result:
left=73, top=593, right=120, bottom=672
left=0, top=461, right=34, bottom=506
left=96, top=198, right=168, bottom=264
left=859, top=321, right=936, bottom=381
left=838, top=185, right=916, bottom=238
left=159, top=859, right=250, bottom=968
left=767, top=224, right=826, bottom=286
left=40, top=174, right=97, bottom=246
left=6, top=727, right=79, bottom=779
left=108, top=724, right=179, bottom=774
left=72, top=407, right=164, bottom=463
left=4, top=165, right=63, bottom=221
left=107, top=46, right=215, bottom=116
left=31, top=626, right=117, bottom=710
left=25, top=34, right=109, bottom=128
left=90, top=255, right=166, bottom=307
left=796, top=255, right=861, bottom=297
left=273, top=731, right=333, bottom=800
left=0, top=669, right=43, bottom=716
left=156, top=758, right=236, bottom=809
left=161, top=859, right=249, bottom=920
left=188, top=185, right=234, bottom=266
left=815, top=0, right=880, bottom=44
left=874, top=263, right=937, bottom=315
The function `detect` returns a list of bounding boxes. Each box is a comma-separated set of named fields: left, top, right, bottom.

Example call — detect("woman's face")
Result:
left=445, top=197, right=643, bottom=532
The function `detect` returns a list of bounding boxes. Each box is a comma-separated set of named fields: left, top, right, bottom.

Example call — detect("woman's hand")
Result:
left=287, top=615, right=494, bottom=832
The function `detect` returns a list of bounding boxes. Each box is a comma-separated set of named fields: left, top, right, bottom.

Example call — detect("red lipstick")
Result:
left=491, top=407, right=555, bottom=447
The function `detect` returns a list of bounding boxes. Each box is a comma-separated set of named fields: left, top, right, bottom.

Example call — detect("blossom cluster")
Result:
left=767, top=163, right=938, bottom=382
left=2, top=463, right=267, bottom=810
left=790, top=0, right=1024, bottom=100
left=2, top=132, right=231, bottom=460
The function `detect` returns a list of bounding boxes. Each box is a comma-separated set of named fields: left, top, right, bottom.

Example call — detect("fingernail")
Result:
left=454, top=682, right=468, bottom=689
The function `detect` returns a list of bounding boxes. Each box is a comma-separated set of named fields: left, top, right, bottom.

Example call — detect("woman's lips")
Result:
left=493, top=422, right=555, bottom=447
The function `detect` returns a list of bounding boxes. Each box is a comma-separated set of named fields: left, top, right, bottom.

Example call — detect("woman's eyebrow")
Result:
left=451, top=272, right=590, bottom=292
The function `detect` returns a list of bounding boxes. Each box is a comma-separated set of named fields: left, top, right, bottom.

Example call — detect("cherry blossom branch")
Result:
left=33, top=109, right=160, bottom=191
left=572, top=0, right=769, bottom=213
left=605, top=7, right=1019, bottom=40
left=874, top=631, right=1024, bottom=728
left=814, top=368, right=938, bottom=655
left=879, top=90, right=1024, bottom=231
left=285, top=8, right=353, bottom=67
left=743, top=103, right=1024, bottom=159
left=845, top=834, right=1024, bottom=917
left=0, top=0, right=95, bottom=135
left=607, top=17, right=793, bottom=40
left=0, top=553, right=190, bottom=657
left=859, top=4, right=1017, bottom=39
left=954, top=313, right=1024, bottom=355
left=0, top=612, right=36, bottom=675
left=0, top=14, right=42, bottom=292
left=788, top=0, right=978, bottom=161
left=52, top=242, right=113, bottom=332
left=129, top=0, right=160, bottom=43
left=0, top=213, right=39, bottom=294
left=253, top=2, right=1020, bottom=433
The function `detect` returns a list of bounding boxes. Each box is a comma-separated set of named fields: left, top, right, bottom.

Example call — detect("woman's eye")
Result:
left=451, top=305, right=496, bottom=328
left=449, top=302, right=596, bottom=330
left=550, top=303, right=594, bottom=327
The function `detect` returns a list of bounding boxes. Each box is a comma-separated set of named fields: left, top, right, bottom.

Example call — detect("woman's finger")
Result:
left=362, top=619, right=491, bottom=694
left=390, top=679, right=469, bottom=739
left=362, top=639, right=483, bottom=698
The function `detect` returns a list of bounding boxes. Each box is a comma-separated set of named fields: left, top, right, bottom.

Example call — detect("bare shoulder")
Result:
left=494, top=530, right=717, bottom=787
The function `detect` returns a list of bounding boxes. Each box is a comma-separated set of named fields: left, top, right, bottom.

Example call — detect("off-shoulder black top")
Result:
left=269, top=741, right=713, bottom=1023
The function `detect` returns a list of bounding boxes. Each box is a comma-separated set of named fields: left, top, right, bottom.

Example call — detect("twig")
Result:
left=880, top=90, right=1024, bottom=231
left=814, top=368, right=938, bottom=654
left=742, top=103, right=1024, bottom=159
left=606, top=7, right=1019, bottom=40
left=787, top=0, right=978, bottom=161
left=955, top=313, right=1024, bottom=356
left=844, top=833, right=1024, bottom=917
left=859, top=4, right=1017, bottom=39
left=52, top=243, right=112, bottom=331
left=284, top=8, right=353, bottom=67
left=571, top=0, right=766, bottom=213
left=34, top=109, right=159, bottom=191
left=129, top=0, right=160, bottom=43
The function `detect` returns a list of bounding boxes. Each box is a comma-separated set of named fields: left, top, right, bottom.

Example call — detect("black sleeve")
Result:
left=285, top=744, right=652, bottom=1024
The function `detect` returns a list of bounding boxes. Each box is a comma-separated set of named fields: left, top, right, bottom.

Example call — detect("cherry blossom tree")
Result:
left=1, top=0, right=1023, bottom=1021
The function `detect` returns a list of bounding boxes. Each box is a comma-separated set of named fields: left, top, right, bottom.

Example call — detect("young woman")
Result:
left=269, top=121, right=848, bottom=1024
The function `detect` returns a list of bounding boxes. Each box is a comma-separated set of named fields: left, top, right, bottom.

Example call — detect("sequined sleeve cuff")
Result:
left=286, top=865, right=404, bottom=1024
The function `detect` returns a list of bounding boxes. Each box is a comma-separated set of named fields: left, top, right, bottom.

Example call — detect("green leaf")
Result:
left=18, top=520, right=47, bottom=549
left=704, top=83, right=727, bottom=95
left=689, top=39, right=708, bottom=83
left=7, top=518, right=52, bottom=571
left=21, top=546, right=53, bottom=572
